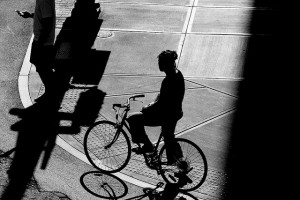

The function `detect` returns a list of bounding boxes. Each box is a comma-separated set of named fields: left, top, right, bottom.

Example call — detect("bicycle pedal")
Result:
left=174, top=172, right=193, bottom=184
left=169, top=174, right=177, bottom=182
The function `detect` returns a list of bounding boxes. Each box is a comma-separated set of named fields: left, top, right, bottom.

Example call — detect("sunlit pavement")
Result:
left=17, top=0, right=273, bottom=199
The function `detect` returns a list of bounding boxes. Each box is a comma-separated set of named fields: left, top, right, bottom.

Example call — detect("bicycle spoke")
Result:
left=158, top=138, right=208, bottom=192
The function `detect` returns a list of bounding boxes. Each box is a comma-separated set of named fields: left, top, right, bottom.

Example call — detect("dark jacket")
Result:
left=142, top=70, right=185, bottom=120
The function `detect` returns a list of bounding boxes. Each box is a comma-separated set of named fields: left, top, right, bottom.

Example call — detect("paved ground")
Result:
left=26, top=0, right=245, bottom=199
left=2, top=0, right=278, bottom=199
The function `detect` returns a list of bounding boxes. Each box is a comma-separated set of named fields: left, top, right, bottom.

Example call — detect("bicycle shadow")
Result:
left=80, top=171, right=199, bottom=200
left=1, top=1, right=109, bottom=199
left=80, top=171, right=128, bottom=199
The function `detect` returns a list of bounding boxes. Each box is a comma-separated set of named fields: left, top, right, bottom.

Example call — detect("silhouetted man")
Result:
left=16, top=0, right=56, bottom=102
left=127, top=50, right=185, bottom=164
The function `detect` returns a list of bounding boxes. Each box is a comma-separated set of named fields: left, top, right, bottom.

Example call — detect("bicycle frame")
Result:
left=104, top=108, right=130, bottom=149
left=112, top=100, right=165, bottom=159
left=109, top=94, right=167, bottom=170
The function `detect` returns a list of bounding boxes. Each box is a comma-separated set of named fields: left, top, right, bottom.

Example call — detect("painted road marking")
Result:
left=177, top=0, right=198, bottom=67
left=176, top=7, right=192, bottom=64
left=18, top=76, right=32, bottom=108
left=19, top=35, right=33, bottom=76
left=176, top=108, right=236, bottom=138
left=187, top=7, right=197, bottom=33
left=99, top=27, right=182, bottom=34
left=19, top=35, right=34, bottom=108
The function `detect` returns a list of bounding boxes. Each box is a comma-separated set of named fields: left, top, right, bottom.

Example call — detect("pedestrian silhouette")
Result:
left=16, top=0, right=56, bottom=102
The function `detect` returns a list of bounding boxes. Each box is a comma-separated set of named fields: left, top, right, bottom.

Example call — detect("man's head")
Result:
left=158, top=50, right=178, bottom=72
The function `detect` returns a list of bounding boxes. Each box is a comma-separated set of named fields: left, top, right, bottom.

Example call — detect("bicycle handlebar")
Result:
left=112, top=94, right=145, bottom=109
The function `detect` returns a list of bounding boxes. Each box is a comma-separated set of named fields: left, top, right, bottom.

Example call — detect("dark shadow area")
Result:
left=0, top=150, right=72, bottom=199
left=1, top=1, right=109, bottom=199
left=224, top=1, right=295, bottom=199
left=71, top=49, right=110, bottom=85
left=54, top=0, right=109, bottom=86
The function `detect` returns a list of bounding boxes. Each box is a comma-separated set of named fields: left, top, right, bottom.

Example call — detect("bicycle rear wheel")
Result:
left=158, top=138, right=208, bottom=192
left=84, top=121, right=131, bottom=173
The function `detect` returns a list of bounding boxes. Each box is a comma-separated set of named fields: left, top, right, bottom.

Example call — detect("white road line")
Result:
left=19, top=34, right=34, bottom=108
left=178, top=7, right=191, bottom=37
left=18, top=76, right=32, bottom=108
left=177, top=0, right=198, bottom=67
left=187, top=7, right=197, bottom=33
left=99, top=27, right=181, bottom=34
left=100, top=1, right=191, bottom=7
left=176, top=7, right=191, bottom=66
left=176, top=108, right=236, bottom=138
left=19, top=35, right=34, bottom=76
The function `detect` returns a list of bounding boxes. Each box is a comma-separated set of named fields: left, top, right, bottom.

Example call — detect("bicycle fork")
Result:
left=104, top=126, right=122, bottom=149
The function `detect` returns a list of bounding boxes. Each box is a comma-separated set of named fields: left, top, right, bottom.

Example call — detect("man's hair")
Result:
left=158, top=50, right=178, bottom=62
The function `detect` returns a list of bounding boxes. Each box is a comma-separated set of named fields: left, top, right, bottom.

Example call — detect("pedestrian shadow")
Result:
left=1, top=1, right=109, bottom=199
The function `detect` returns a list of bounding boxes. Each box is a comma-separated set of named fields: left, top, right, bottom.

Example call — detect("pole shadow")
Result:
left=1, top=1, right=109, bottom=199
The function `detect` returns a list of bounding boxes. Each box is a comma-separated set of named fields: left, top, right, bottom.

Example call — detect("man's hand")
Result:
left=141, top=102, right=155, bottom=111
left=15, top=10, right=34, bottom=18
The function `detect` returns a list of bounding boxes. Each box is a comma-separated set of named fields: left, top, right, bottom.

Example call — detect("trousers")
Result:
left=127, top=111, right=183, bottom=162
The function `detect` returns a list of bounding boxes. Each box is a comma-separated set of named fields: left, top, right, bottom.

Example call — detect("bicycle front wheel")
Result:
left=83, top=121, right=131, bottom=173
left=158, top=138, right=208, bottom=192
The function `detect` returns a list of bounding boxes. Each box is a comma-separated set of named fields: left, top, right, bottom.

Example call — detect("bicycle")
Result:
left=80, top=171, right=199, bottom=200
left=83, top=94, right=208, bottom=191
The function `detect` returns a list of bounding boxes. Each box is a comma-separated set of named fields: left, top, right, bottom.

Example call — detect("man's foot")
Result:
left=168, top=158, right=191, bottom=174
left=142, top=143, right=154, bottom=152
left=132, top=144, right=154, bottom=154
left=176, top=159, right=190, bottom=173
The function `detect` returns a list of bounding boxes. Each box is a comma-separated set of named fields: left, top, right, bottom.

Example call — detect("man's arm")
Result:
left=15, top=10, right=34, bottom=18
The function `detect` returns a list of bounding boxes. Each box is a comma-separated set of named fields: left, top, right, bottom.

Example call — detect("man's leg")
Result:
left=31, top=42, right=56, bottom=97
left=161, top=121, right=183, bottom=163
left=36, top=65, right=55, bottom=92
left=127, top=112, right=152, bottom=147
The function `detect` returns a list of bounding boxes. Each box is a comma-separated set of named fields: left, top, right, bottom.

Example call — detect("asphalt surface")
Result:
left=1, top=0, right=295, bottom=200
left=1, top=0, right=241, bottom=199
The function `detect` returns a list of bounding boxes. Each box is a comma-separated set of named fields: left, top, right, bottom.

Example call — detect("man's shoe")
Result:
left=132, top=144, right=154, bottom=154
left=176, top=159, right=190, bottom=173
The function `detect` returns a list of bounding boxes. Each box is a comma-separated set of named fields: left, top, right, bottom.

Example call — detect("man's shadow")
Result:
left=1, top=1, right=109, bottom=199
